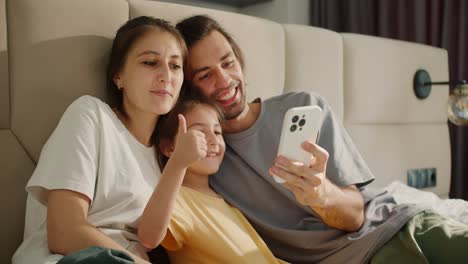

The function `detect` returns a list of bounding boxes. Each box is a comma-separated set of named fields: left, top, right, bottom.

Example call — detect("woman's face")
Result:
left=185, top=104, right=225, bottom=176
left=114, top=29, right=184, bottom=116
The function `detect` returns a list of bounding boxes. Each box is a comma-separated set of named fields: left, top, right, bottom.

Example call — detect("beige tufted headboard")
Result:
left=1, top=0, right=449, bottom=262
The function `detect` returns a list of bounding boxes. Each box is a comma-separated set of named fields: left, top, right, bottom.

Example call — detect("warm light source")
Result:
left=413, top=69, right=468, bottom=126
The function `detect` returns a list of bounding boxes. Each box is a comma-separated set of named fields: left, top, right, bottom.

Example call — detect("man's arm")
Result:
left=269, top=141, right=365, bottom=232
left=47, top=190, right=151, bottom=264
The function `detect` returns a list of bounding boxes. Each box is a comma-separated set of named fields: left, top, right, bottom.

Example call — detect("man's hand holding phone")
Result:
left=270, top=105, right=331, bottom=209
left=269, top=140, right=330, bottom=209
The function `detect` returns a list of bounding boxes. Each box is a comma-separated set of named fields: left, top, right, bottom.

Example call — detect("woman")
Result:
left=13, top=16, right=186, bottom=264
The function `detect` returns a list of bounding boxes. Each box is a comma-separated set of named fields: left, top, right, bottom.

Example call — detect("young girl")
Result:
left=138, top=94, right=286, bottom=263
left=13, top=17, right=186, bottom=264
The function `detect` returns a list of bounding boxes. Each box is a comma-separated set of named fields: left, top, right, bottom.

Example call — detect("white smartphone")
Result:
left=274, top=105, right=323, bottom=183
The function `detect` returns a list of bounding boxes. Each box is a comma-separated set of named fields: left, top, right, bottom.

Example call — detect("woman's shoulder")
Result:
left=54, top=95, right=113, bottom=133
left=68, top=95, right=109, bottom=113
left=63, top=95, right=112, bottom=121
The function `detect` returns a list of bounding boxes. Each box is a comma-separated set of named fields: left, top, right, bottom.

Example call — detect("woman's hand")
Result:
left=171, top=114, right=207, bottom=167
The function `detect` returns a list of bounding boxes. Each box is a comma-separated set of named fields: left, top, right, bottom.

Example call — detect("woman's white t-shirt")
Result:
left=13, top=96, right=161, bottom=264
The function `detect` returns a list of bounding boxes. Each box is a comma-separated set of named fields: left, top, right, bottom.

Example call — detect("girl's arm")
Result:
left=138, top=115, right=206, bottom=249
left=47, top=190, right=151, bottom=264
left=137, top=157, right=187, bottom=249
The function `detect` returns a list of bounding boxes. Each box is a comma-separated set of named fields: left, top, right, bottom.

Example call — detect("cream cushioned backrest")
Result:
left=1, top=0, right=36, bottom=260
left=0, top=130, right=35, bottom=261
left=0, top=0, right=8, bottom=128
left=8, top=0, right=129, bottom=162
left=128, top=0, right=285, bottom=102
left=342, top=33, right=450, bottom=197
left=5, top=0, right=129, bottom=262
left=283, top=24, right=344, bottom=121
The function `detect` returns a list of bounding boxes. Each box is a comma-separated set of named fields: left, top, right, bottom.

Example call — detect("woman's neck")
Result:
left=115, top=103, right=158, bottom=147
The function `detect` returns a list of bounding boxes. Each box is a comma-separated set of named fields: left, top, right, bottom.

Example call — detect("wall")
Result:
left=154, top=0, right=310, bottom=25
left=155, top=0, right=239, bottom=12
left=241, top=0, right=310, bottom=25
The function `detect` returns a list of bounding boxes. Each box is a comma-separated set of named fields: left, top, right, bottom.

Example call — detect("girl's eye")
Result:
left=171, top=64, right=182, bottom=70
left=215, top=131, right=222, bottom=135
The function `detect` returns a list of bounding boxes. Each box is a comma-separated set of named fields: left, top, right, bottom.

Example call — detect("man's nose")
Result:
left=215, top=68, right=230, bottom=88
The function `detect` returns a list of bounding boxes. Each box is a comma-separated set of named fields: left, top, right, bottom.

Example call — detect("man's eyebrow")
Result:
left=192, top=51, right=233, bottom=76
left=220, top=51, right=232, bottom=62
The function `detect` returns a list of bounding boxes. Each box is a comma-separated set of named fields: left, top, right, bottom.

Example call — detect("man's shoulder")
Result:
left=264, top=91, right=325, bottom=107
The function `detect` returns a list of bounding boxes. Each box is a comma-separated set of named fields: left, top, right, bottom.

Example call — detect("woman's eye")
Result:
left=143, top=61, right=157, bottom=66
left=215, top=131, right=222, bottom=135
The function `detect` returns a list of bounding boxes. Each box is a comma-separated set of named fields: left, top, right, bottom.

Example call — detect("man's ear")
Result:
left=159, top=139, right=175, bottom=158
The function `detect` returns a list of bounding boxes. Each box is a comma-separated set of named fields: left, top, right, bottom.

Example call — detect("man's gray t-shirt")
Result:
left=210, top=92, right=425, bottom=264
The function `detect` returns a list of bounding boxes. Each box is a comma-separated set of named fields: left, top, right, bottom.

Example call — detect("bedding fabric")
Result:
left=386, top=181, right=468, bottom=225
left=371, top=210, right=468, bottom=264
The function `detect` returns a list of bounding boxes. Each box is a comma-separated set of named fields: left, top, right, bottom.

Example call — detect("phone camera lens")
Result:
left=292, top=115, right=299, bottom=123
left=290, top=124, right=297, bottom=132
left=299, top=119, right=306, bottom=127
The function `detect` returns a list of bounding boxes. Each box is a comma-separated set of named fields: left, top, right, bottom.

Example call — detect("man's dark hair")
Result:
left=176, top=15, right=245, bottom=71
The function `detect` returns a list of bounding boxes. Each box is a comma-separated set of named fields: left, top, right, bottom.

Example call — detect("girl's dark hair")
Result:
left=106, top=16, right=188, bottom=114
left=176, top=15, right=245, bottom=71
left=154, top=91, right=224, bottom=170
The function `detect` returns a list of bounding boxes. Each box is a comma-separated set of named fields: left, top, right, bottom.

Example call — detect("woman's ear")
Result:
left=113, top=74, right=122, bottom=90
left=159, top=139, right=175, bottom=158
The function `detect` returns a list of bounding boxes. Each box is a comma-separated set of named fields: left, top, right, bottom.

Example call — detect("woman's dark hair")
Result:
left=176, top=15, right=245, bottom=71
left=154, top=91, right=225, bottom=170
left=106, top=16, right=188, bottom=114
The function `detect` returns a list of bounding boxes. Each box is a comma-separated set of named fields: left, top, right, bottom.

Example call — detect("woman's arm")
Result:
left=47, top=189, right=151, bottom=264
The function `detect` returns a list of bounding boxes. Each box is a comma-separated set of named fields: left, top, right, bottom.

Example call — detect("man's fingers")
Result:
left=270, top=165, right=319, bottom=188
left=301, top=141, right=329, bottom=165
left=282, top=182, right=303, bottom=193
left=275, top=156, right=321, bottom=183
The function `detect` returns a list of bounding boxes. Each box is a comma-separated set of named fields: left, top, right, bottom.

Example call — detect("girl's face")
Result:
left=114, top=30, right=184, bottom=116
left=185, top=104, right=225, bottom=176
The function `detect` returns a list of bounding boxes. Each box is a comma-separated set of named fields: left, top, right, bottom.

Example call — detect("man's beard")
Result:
left=223, top=93, right=246, bottom=120
left=217, top=80, right=246, bottom=120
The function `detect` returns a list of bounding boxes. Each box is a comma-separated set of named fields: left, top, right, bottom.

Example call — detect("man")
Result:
left=176, top=15, right=468, bottom=263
